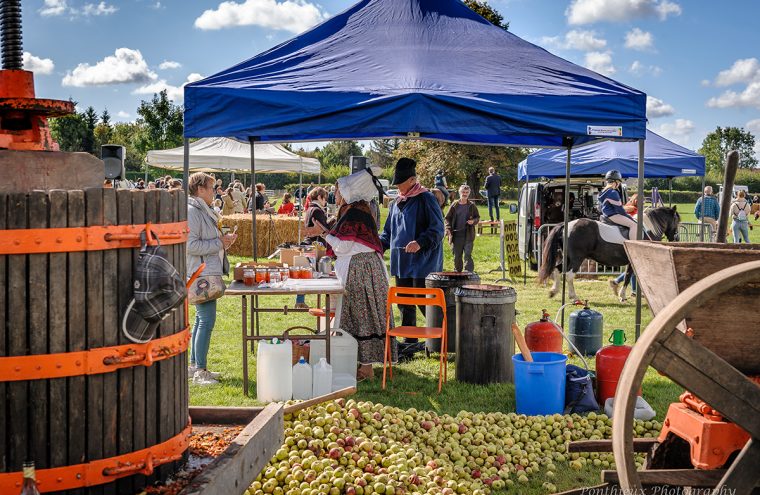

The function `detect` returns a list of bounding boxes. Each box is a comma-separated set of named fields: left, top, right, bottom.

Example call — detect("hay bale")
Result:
left=222, top=214, right=302, bottom=257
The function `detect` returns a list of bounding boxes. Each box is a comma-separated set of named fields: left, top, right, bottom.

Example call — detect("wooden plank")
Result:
left=653, top=330, right=760, bottom=439
left=601, top=469, right=755, bottom=488
left=158, top=190, right=177, bottom=479
left=144, top=190, right=160, bottom=485
left=116, top=189, right=135, bottom=495
left=569, top=439, right=658, bottom=453
left=283, top=387, right=357, bottom=414
left=189, top=406, right=266, bottom=426
left=28, top=191, right=50, bottom=469
left=101, top=187, right=118, bottom=495
left=67, top=190, right=87, bottom=495
left=179, top=404, right=284, bottom=495
left=0, top=193, right=6, bottom=472
left=85, top=187, right=105, bottom=495
left=131, top=190, right=147, bottom=492
left=48, top=191, right=68, bottom=470
left=712, top=439, right=760, bottom=495
left=7, top=193, right=28, bottom=470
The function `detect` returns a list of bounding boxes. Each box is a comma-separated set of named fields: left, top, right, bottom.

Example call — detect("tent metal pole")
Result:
left=182, top=138, right=189, bottom=196
left=298, top=160, right=303, bottom=243
left=700, top=175, right=706, bottom=242
left=669, top=178, right=672, bottom=206
left=634, top=139, right=645, bottom=341
left=560, top=144, right=571, bottom=327
left=250, top=137, right=257, bottom=260
left=523, top=173, right=528, bottom=286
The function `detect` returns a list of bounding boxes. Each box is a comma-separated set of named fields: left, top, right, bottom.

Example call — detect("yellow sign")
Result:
left=503, top=220, right=521, bottom=277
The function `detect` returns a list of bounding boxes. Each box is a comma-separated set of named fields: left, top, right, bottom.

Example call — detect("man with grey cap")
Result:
left=380, top=158, right=445, bottom=350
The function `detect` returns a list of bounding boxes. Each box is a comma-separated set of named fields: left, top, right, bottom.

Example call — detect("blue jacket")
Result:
left=694, top=195, right=720, bottom=220
left=380, top=192, right=444, bottom=278
left=599, top=188, right=628, bottom=218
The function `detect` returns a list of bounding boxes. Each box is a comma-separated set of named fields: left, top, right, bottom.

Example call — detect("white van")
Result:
left=518, top=178, right=625, bottom=269
left=717, top=185, right=750, bottom=205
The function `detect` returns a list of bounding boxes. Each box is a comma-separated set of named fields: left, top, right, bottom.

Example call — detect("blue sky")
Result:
left=24, top=0, right=760, bottom=156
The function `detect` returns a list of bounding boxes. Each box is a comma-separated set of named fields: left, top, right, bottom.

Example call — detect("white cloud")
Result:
left=116, top=110, right=131, bottom=119
left=62, top=48, right=157, bottom=87
left=567, top=0, right=681, bottom=25
left=646, top=96, right=675, bottom=118
left=654, top=119, right=695, bottom=147
left=23, top=52, right=55, bottom=75
left=701, top=79, right=711, bottom=87
left=713, top=58, right=760, bottom=87
left=541, top=29, right=607, bottom=51
left=159, top=60, right=182, bottom=70
left=151, top=1, right=163, bottom=9
left=629, top=60, right=662, bottom=76
left=625, top=28, right=654, bottom=51
left=39, top=0, right=67, bottom=16
left=584, top=51, right=616, bottom=76
left=133, top=73, right=204, bottom=102
left=707, top=82, right=760, bottom=110
left=82, top=2, right=118, bottom=16
left=195, top=0, right=327, bottom=34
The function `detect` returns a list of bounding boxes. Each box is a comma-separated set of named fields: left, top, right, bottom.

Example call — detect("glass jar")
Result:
left=243, top=268, right=255, bottom=286
left=299, top=266, right=313, bottom=279
left=269, top=269, right=282, bottom=284
left=289, top=266, right=301, bottom=279
left=255, top=266, right=268, bottom=284
left=279, top=267, right=290, bottom=281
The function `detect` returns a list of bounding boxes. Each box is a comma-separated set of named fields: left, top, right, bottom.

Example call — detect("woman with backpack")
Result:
left=731, top=190, right=751, bottom=243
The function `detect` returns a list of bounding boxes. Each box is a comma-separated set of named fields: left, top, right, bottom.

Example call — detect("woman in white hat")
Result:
left=326, top=168, right=395, bottom=380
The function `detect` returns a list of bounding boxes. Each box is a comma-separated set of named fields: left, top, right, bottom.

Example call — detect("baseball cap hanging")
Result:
left=122, top=229, right=186, bottom=343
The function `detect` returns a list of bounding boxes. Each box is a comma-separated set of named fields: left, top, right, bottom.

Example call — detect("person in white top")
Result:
left=325, top=168, right=395, bottom=380
left=730, top=190, right=751, bottom=243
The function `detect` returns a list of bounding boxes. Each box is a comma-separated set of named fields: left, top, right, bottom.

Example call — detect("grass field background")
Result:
left=187, top=200, right=755, bottom=493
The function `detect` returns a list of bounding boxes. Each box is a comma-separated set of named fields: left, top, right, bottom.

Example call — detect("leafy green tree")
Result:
left=394, top=141, right=526, bottom=194
left=699, top=126, right=758, bottom=173
left=368, top=139, right=401, bottom=170
left=80, top=106, right=99, bottom=154
left=94, top=109, right=114, bottom=152
left=49, top=101, right=88, bottom=152
left=110, top=122, right=148, bottom=172
left=135, top=90, right=184, bottom=155
left=464, top=0, right=509, bottom=30
left=316, top=141, right=364, bottom=169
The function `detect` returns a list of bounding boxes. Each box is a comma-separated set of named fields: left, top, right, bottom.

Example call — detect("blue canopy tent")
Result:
left=183, top=0, right=649, bottom=333
left=518, top=130, right=705, bottom=180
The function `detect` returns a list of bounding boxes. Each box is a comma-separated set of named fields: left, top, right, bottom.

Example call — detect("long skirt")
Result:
left=340, top=251, right=397, bottom=364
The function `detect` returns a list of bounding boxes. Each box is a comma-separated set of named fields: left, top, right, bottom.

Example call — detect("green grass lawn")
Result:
left=188, top=200, right=754, bottom=493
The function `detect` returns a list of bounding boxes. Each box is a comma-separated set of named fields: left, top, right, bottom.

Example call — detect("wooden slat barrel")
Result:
left=0, top=188, right=189, bottom=495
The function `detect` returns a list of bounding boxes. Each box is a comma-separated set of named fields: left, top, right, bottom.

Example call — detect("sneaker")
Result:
left=192, top=369, right=219, bottom=385
left=608, top=280, right=619, bottom=297
left=294, top=302, right=310, bottom=310
left=188, top=365, right=220, bottom=379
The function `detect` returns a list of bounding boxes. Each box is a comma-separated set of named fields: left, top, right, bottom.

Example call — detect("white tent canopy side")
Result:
left=146, top=137, right=320, bottom=174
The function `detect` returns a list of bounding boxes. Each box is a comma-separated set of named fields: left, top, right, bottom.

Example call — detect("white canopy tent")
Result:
left=146, top=137, right=320, bottom=174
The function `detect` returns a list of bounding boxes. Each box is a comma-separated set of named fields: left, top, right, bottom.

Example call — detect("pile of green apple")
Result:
left=246, top=399, right=660, bottom=495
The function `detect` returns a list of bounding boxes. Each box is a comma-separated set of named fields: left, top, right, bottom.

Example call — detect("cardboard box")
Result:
left=279, top=248, right=302, bottom=266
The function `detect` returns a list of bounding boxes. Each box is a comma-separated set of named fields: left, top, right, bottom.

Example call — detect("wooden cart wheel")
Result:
left=612, top=260, right=760, bottom=495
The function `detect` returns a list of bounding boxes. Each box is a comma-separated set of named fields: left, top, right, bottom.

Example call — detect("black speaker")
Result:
left=350, top=156, right=367, bottom=174
left=102, top=145, right=125, bottom=180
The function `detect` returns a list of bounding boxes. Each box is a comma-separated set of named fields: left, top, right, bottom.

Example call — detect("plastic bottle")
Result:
left=256, top=337, right=293, bottom=402
left=292, top=357, right=313, bottom=400
left=312, top=358, right=333, bottom=397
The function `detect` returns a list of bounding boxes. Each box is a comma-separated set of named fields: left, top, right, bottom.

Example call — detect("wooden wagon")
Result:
left=610, top=242, right=760, bottom=494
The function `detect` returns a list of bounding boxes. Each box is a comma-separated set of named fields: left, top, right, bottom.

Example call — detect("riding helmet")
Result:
left=605, top=170, right=623, bottom=182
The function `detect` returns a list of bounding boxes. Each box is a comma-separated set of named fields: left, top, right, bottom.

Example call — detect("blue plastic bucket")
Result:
left=512, top=352, right=567, bottom=415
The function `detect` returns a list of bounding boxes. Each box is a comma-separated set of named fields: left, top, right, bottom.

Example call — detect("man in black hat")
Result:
left=380, top=158, right=445, bottom=347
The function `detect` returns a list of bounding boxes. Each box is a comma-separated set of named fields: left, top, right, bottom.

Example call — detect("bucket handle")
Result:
left=528, top=363, right=544, bottom=374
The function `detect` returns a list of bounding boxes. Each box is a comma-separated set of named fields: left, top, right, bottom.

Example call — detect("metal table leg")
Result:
left=242, top=295, right=249, bottom=396
left=325, top=294, right=331, bottom=364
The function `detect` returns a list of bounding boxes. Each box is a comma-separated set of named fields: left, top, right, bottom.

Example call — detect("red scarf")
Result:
left=327, top=201, right=383, bottom=256
left=396, top=182, right=428, bottom=203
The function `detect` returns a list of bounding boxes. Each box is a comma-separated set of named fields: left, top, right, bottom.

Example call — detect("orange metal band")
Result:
left=0, top=327, right=190, bottom=382
left=0, top=221, right=188, bottom=255
left=0, top=422, right=191, bottom=492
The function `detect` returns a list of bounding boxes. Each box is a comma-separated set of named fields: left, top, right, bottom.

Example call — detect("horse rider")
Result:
left=599, top=170, right=638, bottom=241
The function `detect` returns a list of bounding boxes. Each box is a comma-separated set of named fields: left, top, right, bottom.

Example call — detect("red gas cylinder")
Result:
left=524, top=310, right=563, bottom=353
left=595, top=329, right=639, bottom=404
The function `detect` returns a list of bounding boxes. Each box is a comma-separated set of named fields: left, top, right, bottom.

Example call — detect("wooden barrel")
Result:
left=0, top=188, right=189, bottom=495
left=454, top=284, right=516, bottom=384
left=425, top=272, right=480, bottom=353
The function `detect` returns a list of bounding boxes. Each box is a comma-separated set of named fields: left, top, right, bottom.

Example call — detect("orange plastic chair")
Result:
left=383, top=287, right=448, bottom=392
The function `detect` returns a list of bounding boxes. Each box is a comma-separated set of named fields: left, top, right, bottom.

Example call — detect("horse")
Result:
left=538, top=206, right=681, bottom=302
